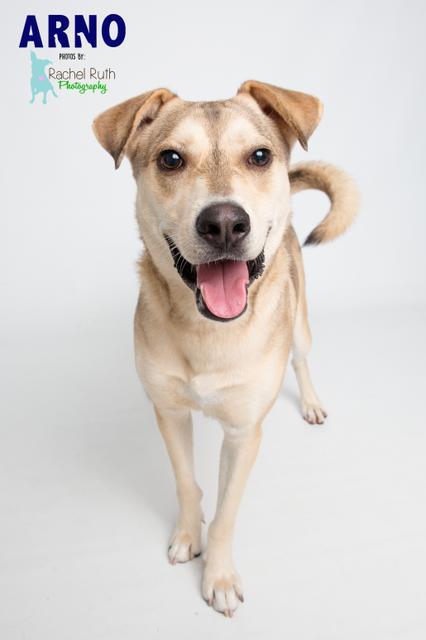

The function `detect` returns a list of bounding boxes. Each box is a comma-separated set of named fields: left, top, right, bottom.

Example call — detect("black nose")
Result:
left=196, top=202, right=251, bottom=251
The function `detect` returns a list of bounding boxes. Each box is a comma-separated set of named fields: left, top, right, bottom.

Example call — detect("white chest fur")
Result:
left=185, top=374, right=224, bottom=408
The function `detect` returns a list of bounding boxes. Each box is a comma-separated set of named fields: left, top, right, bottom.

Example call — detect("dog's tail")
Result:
left=289, top=161, right=359, bottom=246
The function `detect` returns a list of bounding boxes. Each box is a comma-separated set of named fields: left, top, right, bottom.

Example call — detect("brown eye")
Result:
left=158, top=149, right=184, bottom=171
left=248, top=148, right=271, bottom=167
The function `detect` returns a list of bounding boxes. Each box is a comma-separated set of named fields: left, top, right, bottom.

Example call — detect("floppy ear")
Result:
left=238, top=80, right=323, bottom=151
left=92, top=88, right=176, bottom=169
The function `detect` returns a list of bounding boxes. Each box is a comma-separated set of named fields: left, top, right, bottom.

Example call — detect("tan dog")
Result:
left=93, top=80, right=358, bottom=617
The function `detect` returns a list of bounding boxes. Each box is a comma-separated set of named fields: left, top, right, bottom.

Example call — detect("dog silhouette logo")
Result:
left=29, top=51, right=57, bottom=104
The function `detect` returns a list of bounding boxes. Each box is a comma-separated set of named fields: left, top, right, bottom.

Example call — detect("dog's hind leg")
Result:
left=154, top=406, right=203, bottom=564
left=292, top=291, right=327, bottom=425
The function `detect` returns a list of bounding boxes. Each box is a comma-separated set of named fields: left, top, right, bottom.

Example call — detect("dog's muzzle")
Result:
left=165, top=236, right=265, bottom=322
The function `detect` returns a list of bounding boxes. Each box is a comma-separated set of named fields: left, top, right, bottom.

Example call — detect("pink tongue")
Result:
left=197, top=261, right=249, bottom=319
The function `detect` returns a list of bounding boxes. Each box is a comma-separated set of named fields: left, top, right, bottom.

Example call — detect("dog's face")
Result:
left=94, top=81, right=322, bottom=321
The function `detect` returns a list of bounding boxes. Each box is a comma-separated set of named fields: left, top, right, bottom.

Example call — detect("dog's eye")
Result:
left=248, top=148, right=271, bottom=167
left=158, top=150, right=184, bottom=171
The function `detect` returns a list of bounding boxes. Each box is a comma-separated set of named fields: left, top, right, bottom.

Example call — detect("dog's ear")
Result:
left=92, top=88, right=176, bottom=169
left=238, top=80, right=322, bottom=151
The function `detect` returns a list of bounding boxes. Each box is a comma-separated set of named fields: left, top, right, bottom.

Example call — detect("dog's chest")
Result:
left=185, top=373, right=224, bottom=408
left=179, top=332, right=256, bottom=409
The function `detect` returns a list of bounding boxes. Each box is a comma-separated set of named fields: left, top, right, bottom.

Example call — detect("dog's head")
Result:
left=93, top=81, right=322, bottom=321
left=31, top=51, right=52, bottom=69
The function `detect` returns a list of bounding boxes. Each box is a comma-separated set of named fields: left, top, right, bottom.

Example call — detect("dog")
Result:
left=29, top=51, right=57, bottom=105
left=93, top=80, right=358, bottom=617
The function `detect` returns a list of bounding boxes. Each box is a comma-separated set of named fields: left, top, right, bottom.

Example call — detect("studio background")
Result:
left=1, top=1, right=425, bottom=639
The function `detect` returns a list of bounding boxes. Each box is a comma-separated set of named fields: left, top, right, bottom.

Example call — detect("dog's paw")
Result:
left=303, top=402, right=328, bottom=425
left=202, top=569, right=244, bottom=617
left=168, top=529, right=201, bottom=564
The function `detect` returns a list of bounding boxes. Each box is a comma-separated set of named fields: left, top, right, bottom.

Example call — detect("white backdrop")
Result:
left=1, top=1, right=426, bottom=639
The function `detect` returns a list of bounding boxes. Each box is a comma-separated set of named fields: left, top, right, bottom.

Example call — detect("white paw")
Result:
left=168, top=529, right=201, bottom=564
left=202, top=568, right=244, bottom=617
left=303, top=402, right=328, bottom=425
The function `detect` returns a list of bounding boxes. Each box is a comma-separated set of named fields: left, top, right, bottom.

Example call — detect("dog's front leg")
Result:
left=203, top=422, right=262, bottom=616
left=154, top=406, right=203, bottom=564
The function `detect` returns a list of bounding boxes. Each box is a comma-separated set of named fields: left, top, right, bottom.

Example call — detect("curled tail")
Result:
left=289, top=161, right=359, bottom=246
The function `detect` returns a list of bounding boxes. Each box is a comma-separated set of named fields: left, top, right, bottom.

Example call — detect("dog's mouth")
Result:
left=165, top=237, right=265, bottom=322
